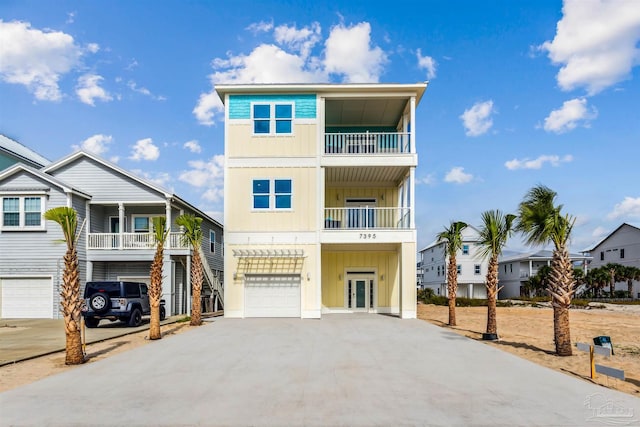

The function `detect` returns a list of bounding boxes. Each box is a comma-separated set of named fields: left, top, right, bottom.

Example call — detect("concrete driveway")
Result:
left=1, top=314, right=639, bottom=426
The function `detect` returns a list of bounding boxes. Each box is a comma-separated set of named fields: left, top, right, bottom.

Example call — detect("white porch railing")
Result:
left=324, top=207, right=411, bottom=230
left=324, top=132, right=410, bottom=154
left=87, top=232, right=189, bottom=250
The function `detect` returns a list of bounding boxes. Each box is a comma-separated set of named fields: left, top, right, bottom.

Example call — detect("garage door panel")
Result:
left=1, top=278, right=53, bottom=319
left=245, top=274, right=301, bottom=318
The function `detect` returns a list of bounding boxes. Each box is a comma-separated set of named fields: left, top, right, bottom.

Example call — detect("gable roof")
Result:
left=499, top=249, right=590, bottom=263
left=581, top=223, right=640, bottom=252
left=0, top=163, right=91, bottom=199
left=0, top=134, right=51, bottom=168
left=43, top=150, right=222, bottom=228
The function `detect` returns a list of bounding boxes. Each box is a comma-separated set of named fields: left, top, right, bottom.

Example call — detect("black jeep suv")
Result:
left=81, top=281, right=165, bottom=328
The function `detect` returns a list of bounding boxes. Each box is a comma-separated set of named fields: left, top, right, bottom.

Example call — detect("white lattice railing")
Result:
left=324, top=132, right=411, bottom=154
left=87, top=232, right=188, bottom=249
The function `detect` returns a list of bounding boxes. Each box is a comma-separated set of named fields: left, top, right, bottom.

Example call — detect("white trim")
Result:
left=226, top=157, right=316, bottom=168
left=251, top=177, right=293, bottom=212
left=250, top=101, right=295, bottom=136
left=0, top=190, right=48, bottom=195
left=226, top=231, right=316, bottom=244
left=0, top=195, right=46, bottom=231
left=89, top=200, right=167, bottom=205
left=230, top=118, right=316, bottom=126
left=344, top=270, right=377, bottom=312
left=209, top=229, right=216, bottom=254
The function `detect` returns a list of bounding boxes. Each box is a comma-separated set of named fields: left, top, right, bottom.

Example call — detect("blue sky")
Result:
left=1, top=0, right=639, bottom=253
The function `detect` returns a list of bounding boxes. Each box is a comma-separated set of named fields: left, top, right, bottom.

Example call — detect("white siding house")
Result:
left=0, top=150, right=224, bottom=319
left=420, top=225, right=488, bottom=299
left=582, top=223, right=640, bottom=298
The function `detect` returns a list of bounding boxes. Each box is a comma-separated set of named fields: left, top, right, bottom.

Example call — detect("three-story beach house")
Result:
left=217, top=83, right=426, bottom=318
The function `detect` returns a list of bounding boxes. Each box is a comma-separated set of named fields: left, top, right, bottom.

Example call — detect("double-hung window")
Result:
left=1, top=196, right=45, bottom=230
left=252, top=179, right=292, bottom=210
left=210, top=230, right=216, bottom=253
left=252, top=103, right=293, bottom=135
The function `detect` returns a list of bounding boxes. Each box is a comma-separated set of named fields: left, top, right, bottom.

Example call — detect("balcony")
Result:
left=324, top=207, right=411, bottom=230
left=325, top=132, right=410, bottom=155
left=87, top=232, right=189, bottom=250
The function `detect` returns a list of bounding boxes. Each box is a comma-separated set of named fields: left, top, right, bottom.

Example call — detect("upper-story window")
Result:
left=457, top=264, right=462, bottom=275
left=474, top=264, right=481, bottom=275
left=620, top=248, right=625, bottom=259
left=252, top=179, right=292, bottom=210
left=210, top=230, right=216, bottom=254
left=462, top=245, right=469, bottom=255
left=1, top=196, right=45, bottom=230
left=252, top=103, right=293, bottom=135
left=132, top=215, right=163, bottom=233
left=600, top=251, right=604, bottom=261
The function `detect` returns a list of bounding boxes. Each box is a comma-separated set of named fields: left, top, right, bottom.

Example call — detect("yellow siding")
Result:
left=226, top=167, right=317, bottom=232
left=321, top=250, right=399, bottom=308
left=227, top=124, right=318, bottom=158
left=325, top=187, right=398, bottom=208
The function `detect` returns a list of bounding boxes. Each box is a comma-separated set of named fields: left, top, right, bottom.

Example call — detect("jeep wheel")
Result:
left=84, top=317, right=100, bottom=328
left=128, top=308, right=142, bottom=327
left=160, top=305, right=166, bottom=321
left=89, top=293, right=110, bottom=314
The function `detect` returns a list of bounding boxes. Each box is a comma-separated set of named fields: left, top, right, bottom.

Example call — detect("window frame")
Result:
left=210, top=230, right=216, bottom=254
left=474, top=264, right=481, bottom=275
left=131, top=215, right=163, bottom=233
left=462, top=245, right=469, bottom=255
left=251, top=102, right=295, bottom=136
left=0, top=195, right=46, bottom=231
left=251, top=178, right=293, bottom=211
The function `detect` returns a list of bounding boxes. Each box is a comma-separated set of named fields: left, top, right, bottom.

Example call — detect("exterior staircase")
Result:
left=197, top=246, right=224, bottom=312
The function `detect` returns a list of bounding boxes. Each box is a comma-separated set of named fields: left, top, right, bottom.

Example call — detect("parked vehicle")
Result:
left=81, top=281, right=165, bottom=328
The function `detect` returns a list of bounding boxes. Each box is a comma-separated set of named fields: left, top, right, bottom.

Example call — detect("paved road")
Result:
left=1, top=314, right=639, bottom=426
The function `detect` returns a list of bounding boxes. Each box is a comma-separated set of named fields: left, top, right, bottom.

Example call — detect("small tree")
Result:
left=149, top=217, right=168, bottom=340
left=477, top=210, right=516, bottom=339
left=44, top=207, right=84, bottom=365
left=176, top=214, right=204, bottom=326
left=436, top=221, right=468, bottom=326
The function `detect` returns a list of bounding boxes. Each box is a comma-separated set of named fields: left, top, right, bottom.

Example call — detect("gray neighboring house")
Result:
left=497, top=250, right=590, bottom=299
left=0, top=150, right=223, bottom=319
left=0, top=134, right=51, bottom=169
left=582, top=223, right=640, bottom=298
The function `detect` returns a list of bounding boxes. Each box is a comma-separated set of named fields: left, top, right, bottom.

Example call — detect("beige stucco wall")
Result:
left=226, top=123, right=318, bottom=158
left=321, top=249, right=399, bottom=309
left=225, top=167, right=318, bottom=232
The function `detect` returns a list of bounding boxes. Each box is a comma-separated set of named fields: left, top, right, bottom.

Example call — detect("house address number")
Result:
left=359, top=233, right=376, bottom=239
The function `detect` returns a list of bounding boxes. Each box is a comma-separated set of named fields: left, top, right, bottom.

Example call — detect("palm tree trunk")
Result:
left=148, top=242, right=164, bottom=340
left=628, top=279, right=634, bottom=298
left=447, top=257, right=457, bottom=326
left=485, top=255, right=499, bottom=336
left=548, top=246, right=574, bottom=356
left=61, top=248, right=84, bottom=364
left=190, top=251, right=203, bottom=326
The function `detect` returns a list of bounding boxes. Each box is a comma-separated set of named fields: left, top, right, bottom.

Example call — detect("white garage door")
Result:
left=245, top=274, right=301, bottom=318
left=1, top=277, right=53, bottom=319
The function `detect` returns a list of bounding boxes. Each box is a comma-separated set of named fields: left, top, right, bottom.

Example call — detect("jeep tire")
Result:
left=84, top=317, right=100, bottom=328
left=160, top=305, right=166, bottom=321
left=128, top=308, right=142, bottom=327
left=89, top=293, right=110, bottom=314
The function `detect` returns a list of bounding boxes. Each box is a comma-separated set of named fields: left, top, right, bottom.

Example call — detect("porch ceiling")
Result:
left=325, top=166, right=407, bottom=185
left=325, top=98, right=408, bottom=127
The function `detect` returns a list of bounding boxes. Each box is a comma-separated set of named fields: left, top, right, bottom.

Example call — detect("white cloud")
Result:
left=0, top=20, right=84, bottom=101
left=274, top=22, right=321, bottom=60
left=131, top=169, right=172, bottom=190
left=179, top=155, right=225, bottom=202
left=539, top=0, right=640, bottom=95
left=543, top=98, right=597, bottom=133
left=416, top=48, right=437, bottom=79
left=324, top=22, right=387, bottom=83
left=607, top=196, right=640, bottom=220
left=505, top=154, right=573, bottom=170
left=183, top=140, right=201, bottom=153
left=86, top=43, right=100, bottom=54
left=592, top=226, right=609, bottom=238
left=76, top=73, right=112, bottom=106
left=127, top=80, right=166, bottom=101
left=416, top=174, right=436, bottom=186
left=246, top=21, right=273, bottom=34
left=444, top=167, right=473, bottom=184
left=460, top=100, right=495, bottom=136
left=193, top=91, right=225, bottom=126
left=73, top=133, right=113, bottom=155
left=129, top=138, right=160, bottom=161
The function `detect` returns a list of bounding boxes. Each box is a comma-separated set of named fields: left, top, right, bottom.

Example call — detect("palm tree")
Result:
left=44, top=207, right=84, bottom=364
left=477, top=210, right=516, bottom=340
left=516, top=185, right=576, bottom=356
left=176, top=214, right=204, bottom=326
left=436, top=221, right=468, bottom=326
left=585, top=267, right=609, bottom=298
left=623, top=266, right=640, bottom=298
left=603, top=263, right=624, bottom=298
left=149, top=217, right=168, bottom=340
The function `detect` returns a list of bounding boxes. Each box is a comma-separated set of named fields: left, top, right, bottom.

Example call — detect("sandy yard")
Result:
left=418, top=303, right=640, bottom=396
left=0, top=322, right=190, bottom=393
left=1, top=306, right=639, bottom=397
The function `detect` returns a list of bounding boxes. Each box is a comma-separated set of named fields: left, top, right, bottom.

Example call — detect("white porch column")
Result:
left=186, top=253, right=192, bottom=316
left=86, top=261, right=93, bottom=282
left=409, top=169, right=415, bottom=229
left=85, top=200, right=91, bottom=250
left=161, top=257, right=172, bottom=317
left=118, top=203, right=124, bottom=249
left=529, top=260, right=533, bottom=278
left=165, top=199, right=172, bottom=249
left=400, top=241, right=417, bottom=319
left=410, top=96, right=416, bottom=154
left=469, top=283, right=473, bottom=298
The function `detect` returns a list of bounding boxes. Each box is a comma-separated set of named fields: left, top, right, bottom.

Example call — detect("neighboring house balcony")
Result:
left=87, top=232, right=189, bottom=250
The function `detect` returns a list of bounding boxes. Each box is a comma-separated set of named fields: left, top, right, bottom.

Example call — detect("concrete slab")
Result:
left=1, top=314, right=639, bottom=426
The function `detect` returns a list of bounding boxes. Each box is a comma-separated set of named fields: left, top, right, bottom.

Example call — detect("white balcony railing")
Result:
left=88, top=232, right=189, bottom=250
left=325, top=132, right=410, bottom=154
left=324, top=207, right=411, bottom=230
